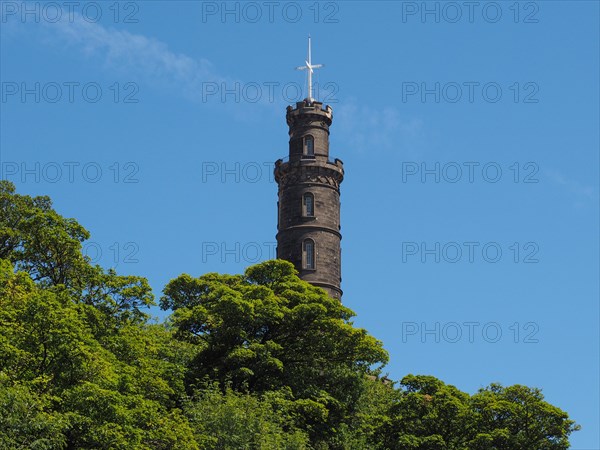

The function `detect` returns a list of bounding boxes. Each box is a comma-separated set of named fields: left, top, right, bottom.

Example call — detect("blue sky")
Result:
left=1, top=1, right=598, bottom=447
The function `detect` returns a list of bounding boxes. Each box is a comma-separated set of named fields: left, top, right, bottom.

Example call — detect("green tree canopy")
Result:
left=374, top=375, right=579, bottom=450
left=0, top=181, right=580, bottom=449
left=161, top=259, right=389, bottom=444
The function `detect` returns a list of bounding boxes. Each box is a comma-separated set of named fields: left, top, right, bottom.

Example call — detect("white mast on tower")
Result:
left=295, top=35, right=324, bottom=103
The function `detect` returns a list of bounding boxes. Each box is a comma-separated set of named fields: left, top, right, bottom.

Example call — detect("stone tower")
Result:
left=274, top=99, right=344, bottom=300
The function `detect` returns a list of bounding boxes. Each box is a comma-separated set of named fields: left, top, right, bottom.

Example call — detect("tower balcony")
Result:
left=274, top=157, right=344, bottom=190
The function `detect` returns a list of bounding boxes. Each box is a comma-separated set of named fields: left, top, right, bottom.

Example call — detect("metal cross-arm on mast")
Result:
left=295, top=35, right=323, bottom=103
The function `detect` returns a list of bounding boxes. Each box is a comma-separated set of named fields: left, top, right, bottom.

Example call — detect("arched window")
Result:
left=303, top=239, right=315, bottom=270
left=304, top=135, right=314, bottom=156
left=303, top=192, right=314, bottom=217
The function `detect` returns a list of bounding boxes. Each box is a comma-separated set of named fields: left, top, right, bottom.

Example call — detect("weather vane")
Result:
left=295, top=35, right=323, bottom=103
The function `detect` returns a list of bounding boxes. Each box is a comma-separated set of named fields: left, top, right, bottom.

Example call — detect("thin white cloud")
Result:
left=44, top=15, right=221, bottom=102
left=544, top=168, right=597, bottom=206
left=38, top=15, right=294, bottom=117
left=335, top=98, right=426, bottom=154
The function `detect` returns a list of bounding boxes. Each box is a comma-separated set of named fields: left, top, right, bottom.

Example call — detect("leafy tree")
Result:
left=161, top=259, right=389, bottom=445
left=469, top=384, right=580, bottom=450
left=373, top=375, right=579, bottom=450
left=61, top=382, right=198, bottom=449
left=375, top=375, right=474, bottom=449
left=329, top=376, right=396, bottom=449
left=0, top=180, right=88, bottom=288
left=184, top=384, right=310, bottom=449
left=0, top=258, right=198, bottom=449
left=0, top=180, right=154, bottom=327
left=0, top=375, right=66, bottom=450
